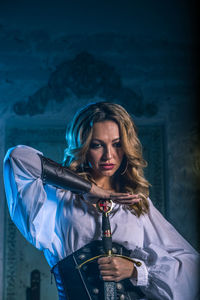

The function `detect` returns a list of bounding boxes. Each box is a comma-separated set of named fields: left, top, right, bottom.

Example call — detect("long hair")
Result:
left=63, top=102, right=150, bottom=216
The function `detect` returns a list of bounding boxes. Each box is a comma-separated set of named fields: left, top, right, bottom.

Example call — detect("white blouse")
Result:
left=3, top=145, right=199, bottom=300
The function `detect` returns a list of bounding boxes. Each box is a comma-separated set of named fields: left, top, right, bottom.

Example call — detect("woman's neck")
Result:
left=94, top=176, right=114, bottom=191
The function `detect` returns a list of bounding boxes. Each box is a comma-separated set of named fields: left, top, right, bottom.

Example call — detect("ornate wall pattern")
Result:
left=13, top=52, right=157, bottom=117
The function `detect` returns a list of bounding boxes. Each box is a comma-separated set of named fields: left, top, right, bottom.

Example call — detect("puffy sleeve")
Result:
left=3, top=145, right=71, bottom=253
left=131, top=199, right=199, bottom=300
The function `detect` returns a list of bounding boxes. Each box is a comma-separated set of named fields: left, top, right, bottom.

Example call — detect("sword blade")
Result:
left=102, top=212, right=117, bottom=300
left=104, top=281, right=117, bottom=300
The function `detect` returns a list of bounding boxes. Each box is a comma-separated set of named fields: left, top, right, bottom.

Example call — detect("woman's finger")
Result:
left=98, top=256, right=112, bottom=264
left=114, top=198, right=141, bottom=204
left=110, top=193, right=140, bottom=199
left=99, top=192, right=132, bottom=199
left=111, top=195, right=141, bottom=203
left=99, top=264, right=111, bottom=271
left=102, top=275, right=118, bottom=281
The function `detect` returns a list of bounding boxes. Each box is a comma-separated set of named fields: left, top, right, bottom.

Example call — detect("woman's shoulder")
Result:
left=6, top=145, right=43, bottom=159
left=4, top=145, right=43, bottom=178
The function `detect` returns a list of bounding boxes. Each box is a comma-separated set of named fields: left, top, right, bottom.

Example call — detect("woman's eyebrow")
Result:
left=91, top=138, right=120, bottom=142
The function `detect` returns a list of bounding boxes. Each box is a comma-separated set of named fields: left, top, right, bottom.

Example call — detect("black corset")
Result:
left=51, top=240, right=146, bottom=300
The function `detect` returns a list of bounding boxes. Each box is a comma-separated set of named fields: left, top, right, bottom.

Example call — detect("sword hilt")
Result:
left=97, top=198, right=113, bottom=255
left=102, top=212, right=112, bottom=255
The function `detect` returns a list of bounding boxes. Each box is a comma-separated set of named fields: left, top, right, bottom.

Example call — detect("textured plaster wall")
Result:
left=0, top=1, right=199, bottom=299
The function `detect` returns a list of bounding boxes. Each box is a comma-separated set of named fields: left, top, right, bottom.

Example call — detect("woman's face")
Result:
left=87, top=121, right=124, bottom=180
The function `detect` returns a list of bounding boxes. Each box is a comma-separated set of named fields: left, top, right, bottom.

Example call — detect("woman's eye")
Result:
left=90, top=143, right=102, bottom=149
left=113, top=142, right=121, bottom=148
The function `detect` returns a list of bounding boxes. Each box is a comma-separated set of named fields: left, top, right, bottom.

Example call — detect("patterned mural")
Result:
left=13, top=52, right=157, bottom=117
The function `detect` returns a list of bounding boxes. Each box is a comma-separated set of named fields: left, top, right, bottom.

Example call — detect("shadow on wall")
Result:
left=13, top=52, right=158, bottom=117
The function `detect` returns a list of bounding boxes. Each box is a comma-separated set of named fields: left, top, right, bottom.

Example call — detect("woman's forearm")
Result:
left=40, top=155, right=92, bottom=194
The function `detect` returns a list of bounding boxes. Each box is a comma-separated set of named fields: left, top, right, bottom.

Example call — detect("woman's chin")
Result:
left=99, top=170, right=116, bottom=177
left=90, top=167, right=118, bottom=179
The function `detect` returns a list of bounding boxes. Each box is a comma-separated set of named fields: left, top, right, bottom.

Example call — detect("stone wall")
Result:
left=0, top=1, right=199, bottom=299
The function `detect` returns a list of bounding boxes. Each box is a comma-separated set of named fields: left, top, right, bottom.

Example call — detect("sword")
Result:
left=76, top=199, right=142, bottom=299
left=97, top=199, right=117, bottom=300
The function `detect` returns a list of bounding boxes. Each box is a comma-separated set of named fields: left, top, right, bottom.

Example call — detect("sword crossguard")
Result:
left=97, top=199, right=113, bottom=214
left=76, top=254, right=142, bottom=269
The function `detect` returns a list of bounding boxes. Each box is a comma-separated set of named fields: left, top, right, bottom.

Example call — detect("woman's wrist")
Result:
left=89, top=183, right=95, bottom=194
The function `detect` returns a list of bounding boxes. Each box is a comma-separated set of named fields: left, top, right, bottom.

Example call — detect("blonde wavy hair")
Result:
left=63, top=102, right=150, bottom=216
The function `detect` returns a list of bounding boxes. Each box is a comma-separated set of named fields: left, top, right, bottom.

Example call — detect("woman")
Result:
left=3, top=102, right=199, bottom=300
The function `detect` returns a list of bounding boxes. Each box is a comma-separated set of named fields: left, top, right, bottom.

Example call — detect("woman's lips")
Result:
left=100, top=164, right=115, bottom=170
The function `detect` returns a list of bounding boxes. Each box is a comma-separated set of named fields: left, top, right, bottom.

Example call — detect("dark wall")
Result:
left=0, top=0, right=199, bottom=299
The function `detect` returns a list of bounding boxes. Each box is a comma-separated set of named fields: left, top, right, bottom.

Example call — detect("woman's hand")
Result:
left=98, top=256, right=137, bottom=282
left=83, top=183, right=141, bottom=205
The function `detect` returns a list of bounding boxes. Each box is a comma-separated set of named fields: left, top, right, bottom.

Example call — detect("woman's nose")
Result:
left=103, top=146, right=112, bottom=160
